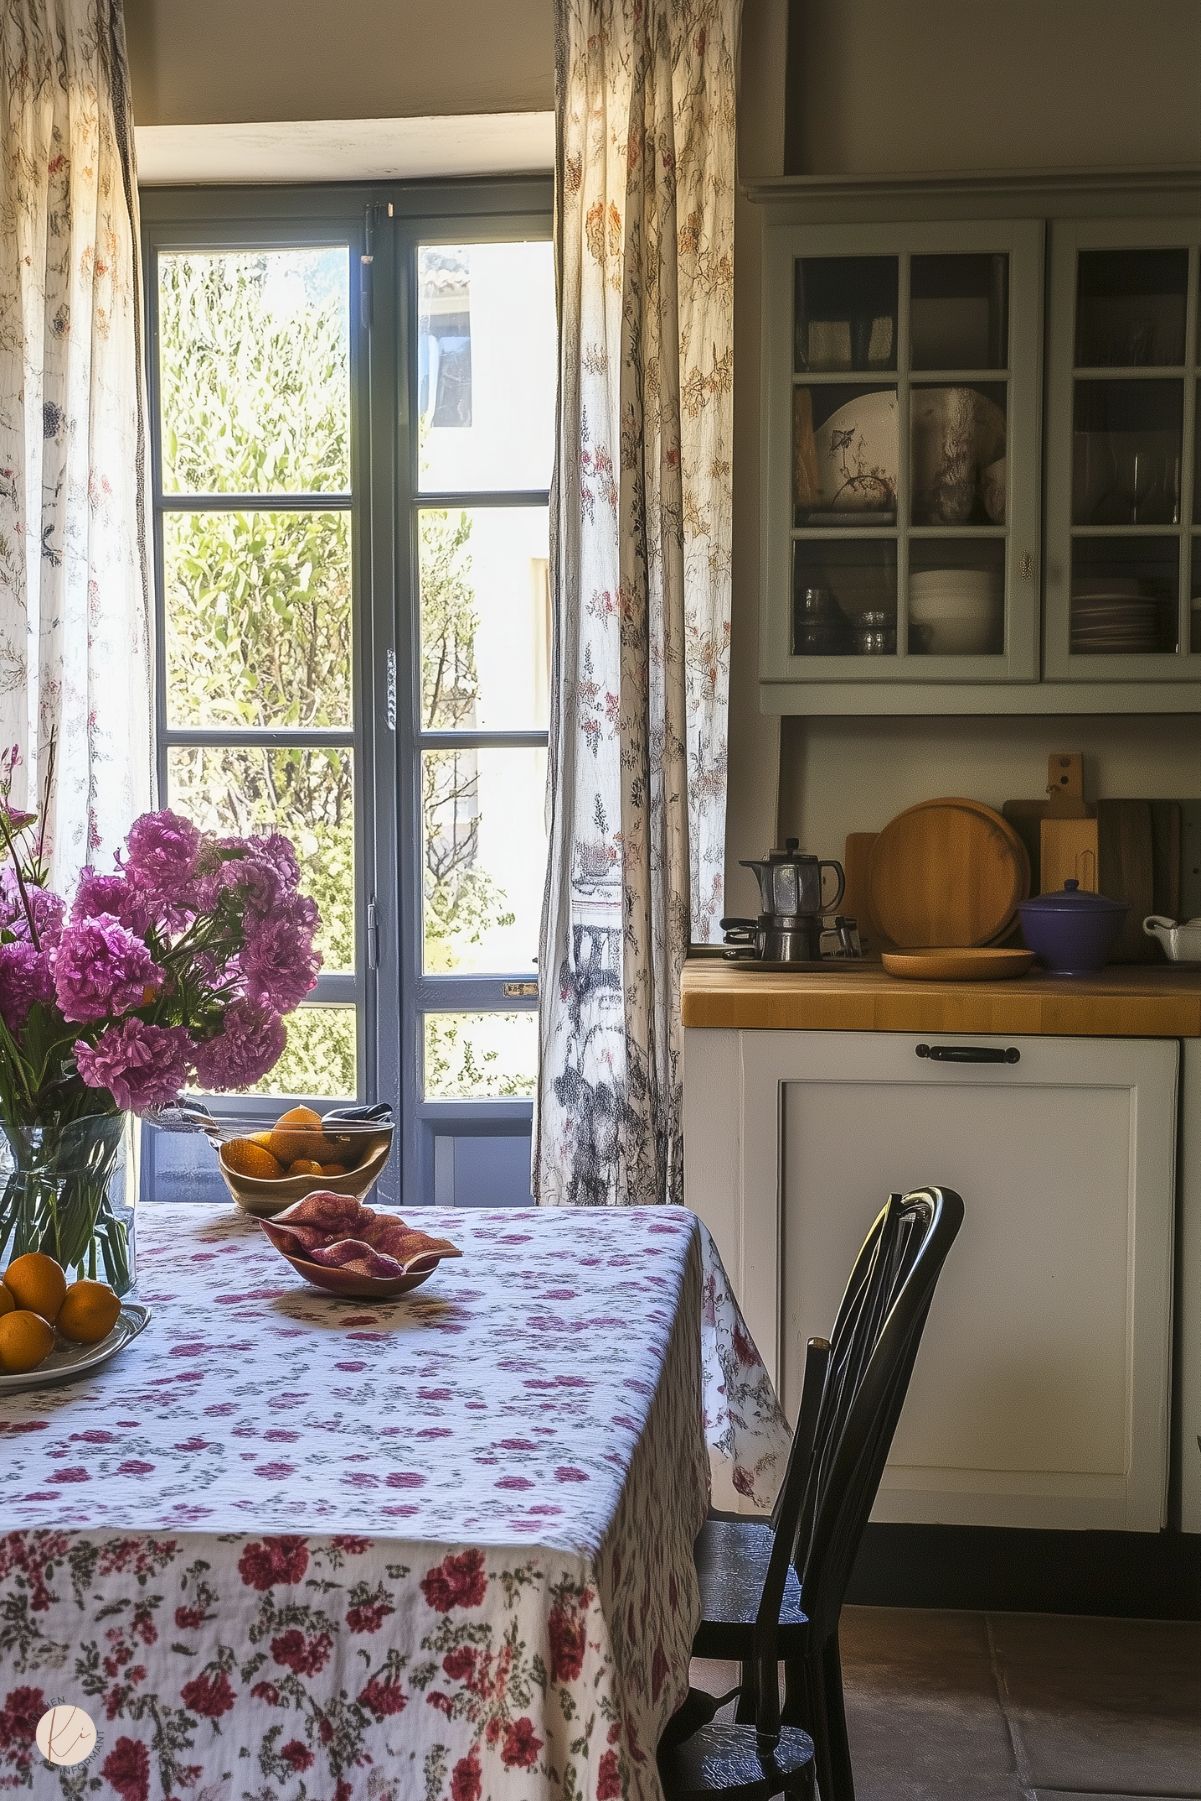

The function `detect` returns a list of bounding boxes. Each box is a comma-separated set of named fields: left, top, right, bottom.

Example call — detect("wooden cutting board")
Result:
left=1098, top=799, right=1158, bottom=965
left=867, top=798, right=1031, bottom=949
left=842, top=830, right=885, bottom=954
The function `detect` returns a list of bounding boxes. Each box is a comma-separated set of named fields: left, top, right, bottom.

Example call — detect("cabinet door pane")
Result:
left=1074, top=248, right=1189, bottom=367
left=793, top=385, right=897, bottom=524
left=791, top=539, right=897, bottom=657
left=910, top=382, right=1007, bottom=526
left=1070, top=537, right=1180, bottom=655
left=909, top=541, right=1005, bottom=656
left=910, top=253, right=1008, bottom=370
left=794, top=257, right=897, bottom=373
left=1072, top=380, right=1183, bottom=526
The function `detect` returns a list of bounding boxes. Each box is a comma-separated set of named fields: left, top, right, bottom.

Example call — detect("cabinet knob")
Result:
left=1019, top=551, right=1036, bottom=580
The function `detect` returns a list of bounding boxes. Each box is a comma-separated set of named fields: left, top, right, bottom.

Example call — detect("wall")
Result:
left=123, top=0, right=554, bottom=126
left=757, top=0, right=1201, bottom=871
left=787, top=0, right=1201, bottom=175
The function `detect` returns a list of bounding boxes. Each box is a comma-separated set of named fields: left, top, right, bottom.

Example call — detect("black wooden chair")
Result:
left=678, top=1186, right=964, bottom=1801
left=657, top=1335, right=828, bottom=1800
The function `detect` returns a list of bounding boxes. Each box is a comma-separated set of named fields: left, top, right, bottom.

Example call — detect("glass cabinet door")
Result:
left=764, top=219, right=1043, bottom=684
left=1044, top=221, right=1201, bottom=679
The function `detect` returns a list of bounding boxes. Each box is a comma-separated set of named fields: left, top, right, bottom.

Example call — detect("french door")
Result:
left=139, top=181, right=553, bottom=1207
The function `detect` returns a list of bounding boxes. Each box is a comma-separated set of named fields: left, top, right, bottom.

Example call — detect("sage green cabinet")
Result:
left=1044, top=216, right=1201, bottom=682
left=752, top=173, right=1201, bottom=715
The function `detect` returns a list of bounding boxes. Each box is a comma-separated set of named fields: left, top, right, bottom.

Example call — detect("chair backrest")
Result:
left=752, top=1184, right=963, bottom=1715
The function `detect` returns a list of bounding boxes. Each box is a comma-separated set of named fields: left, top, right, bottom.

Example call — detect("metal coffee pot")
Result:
left=739, top=839, right=845, bottom=918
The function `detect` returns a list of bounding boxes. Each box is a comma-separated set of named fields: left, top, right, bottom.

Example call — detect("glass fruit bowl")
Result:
left=149, top=1102, right=394, bottom=1218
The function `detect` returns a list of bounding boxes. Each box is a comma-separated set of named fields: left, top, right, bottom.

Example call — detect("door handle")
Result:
left=915, top=1043, right=1020, bottom=1064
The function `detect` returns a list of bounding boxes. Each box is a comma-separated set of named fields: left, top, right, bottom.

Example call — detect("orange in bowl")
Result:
left=267, top=1105, right=324, bottom=1167
left=57, top=1279, right=122, bottom=1345
left=0, top=1309, right=55, bottom=1375
left=4, top=1252, right=67, bottom=1324
left=222, top=1138, right=284, bottom=1181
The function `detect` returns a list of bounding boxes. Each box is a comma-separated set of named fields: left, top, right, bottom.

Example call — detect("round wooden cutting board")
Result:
left=867, top=798, right=1031, bottom=949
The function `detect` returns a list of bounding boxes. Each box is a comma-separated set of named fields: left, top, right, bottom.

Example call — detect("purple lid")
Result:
left=1018, top=879, right=1127, bottom=915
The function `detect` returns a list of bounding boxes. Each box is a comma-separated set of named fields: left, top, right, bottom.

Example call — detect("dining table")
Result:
left=0, top=1202, right=790, bottom=1801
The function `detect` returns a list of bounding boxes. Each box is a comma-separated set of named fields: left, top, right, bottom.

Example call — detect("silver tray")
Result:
left=0, top=1302, right=150, bottom=1395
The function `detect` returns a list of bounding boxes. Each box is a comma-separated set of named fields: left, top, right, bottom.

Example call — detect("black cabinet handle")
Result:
left=915, top=1043, right=1020, bottom=1065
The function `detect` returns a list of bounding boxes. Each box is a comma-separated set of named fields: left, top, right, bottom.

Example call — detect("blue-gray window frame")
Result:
left=139, top=179, right=553, bottom=1206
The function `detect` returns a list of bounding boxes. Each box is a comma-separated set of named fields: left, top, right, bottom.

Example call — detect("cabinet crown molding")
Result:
left=745, top=166, right=1201, bottom=208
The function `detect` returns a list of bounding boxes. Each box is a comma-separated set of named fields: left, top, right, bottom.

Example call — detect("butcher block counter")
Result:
left=681, top=957, right=1201, bottom=1036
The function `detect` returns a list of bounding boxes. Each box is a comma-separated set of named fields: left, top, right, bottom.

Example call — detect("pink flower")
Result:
left=0, top=873, right=64, bottom=945
left=54, top=916, right=161, bottom=1023
left=71, top=870, right=150, bottom=933
left=501, top=1716, right=543, bottom=1769
left=123, top=809, right=201, bottom=897
left=240, top=897, right=321, bottom=1014
left=74, top=1020, right=191, bottom=1113
left=237, top=1536, right=309, bottom=1590
left=218, top=834, right=301, bottom=917
left=190, top=1000, right=286, bottom=1091
left=450, top=1748, right=482, bottom=1801
left=180, top=1668, right=235, bottom=1719
left=101, top=1736, right=150, bottom=1801
left=421, top=1549, right=487, bottom=1613
left=0, top=941, right=53, bottom=1032
left=549, top=1602, right=587, bottom=1682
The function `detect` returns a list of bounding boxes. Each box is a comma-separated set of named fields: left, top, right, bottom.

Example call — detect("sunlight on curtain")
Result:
left=0, top=0, right=151, bottom=883
left=536, top=0, right=739, bottom=1206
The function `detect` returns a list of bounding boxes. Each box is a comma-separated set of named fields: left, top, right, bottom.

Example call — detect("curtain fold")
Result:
left=536, top=0, right=739, bottom=1207
left=0, top=0, right=151, bottom=884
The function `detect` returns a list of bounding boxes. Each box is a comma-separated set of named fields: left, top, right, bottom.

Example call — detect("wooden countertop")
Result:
left=681, top=958, right=1201, bottom=1037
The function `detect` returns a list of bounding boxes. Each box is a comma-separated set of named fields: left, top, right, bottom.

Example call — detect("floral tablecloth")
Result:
left=0, top=1204, right=788, bottom=1800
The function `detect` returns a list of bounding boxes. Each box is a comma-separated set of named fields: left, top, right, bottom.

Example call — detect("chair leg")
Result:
left=805, top=1649, right=837, bottom=1801
left=734, top=1657, right=757, bottom=1724
left=818, top=1636, right=855, bottom=1801
left=782, top=1654, right=814, bottom=1732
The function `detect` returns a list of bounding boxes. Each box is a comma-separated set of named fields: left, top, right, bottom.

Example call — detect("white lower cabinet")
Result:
left=683, top=1028, right=1179, bottom=1532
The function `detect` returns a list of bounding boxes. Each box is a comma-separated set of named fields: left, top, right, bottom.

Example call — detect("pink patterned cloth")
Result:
left=0, top=1204, right=788, bottom=1800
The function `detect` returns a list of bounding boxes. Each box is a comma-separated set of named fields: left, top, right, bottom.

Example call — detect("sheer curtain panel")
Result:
left=536, top=0, right=739, bottom=1207
left=0, top=0, right=151, bottom=882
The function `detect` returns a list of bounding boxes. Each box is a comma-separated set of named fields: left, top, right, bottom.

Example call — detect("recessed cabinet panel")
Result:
left=1074, top=248, right=1188, bottom=368
left=911, top=252, right=1009, bottom=371
left=794, top=256, right=898, bottom=374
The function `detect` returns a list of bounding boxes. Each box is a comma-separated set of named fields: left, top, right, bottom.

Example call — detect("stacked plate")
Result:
left=909, top=568, right=1003, bottom=655
left=1071, top=579, right=1165, bottom=654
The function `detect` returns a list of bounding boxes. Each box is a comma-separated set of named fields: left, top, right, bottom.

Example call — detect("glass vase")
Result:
left=0, top=1112, right=135, bottom=1295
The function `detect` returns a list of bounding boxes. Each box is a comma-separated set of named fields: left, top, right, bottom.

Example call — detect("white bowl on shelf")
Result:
left=915, top=616, right=1003, bottom=655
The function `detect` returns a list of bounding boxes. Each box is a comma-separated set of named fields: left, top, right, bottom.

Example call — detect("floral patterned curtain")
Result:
left=535, top=0, right=738, bottom=1207
left=0, top=0, right=151, bottom=884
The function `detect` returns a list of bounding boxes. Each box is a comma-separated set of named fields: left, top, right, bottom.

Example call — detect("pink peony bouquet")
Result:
left=0, top=741, right=322, bottom=1288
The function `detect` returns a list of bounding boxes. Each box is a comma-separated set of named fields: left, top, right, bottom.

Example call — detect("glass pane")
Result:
left=792, top=539, right=898, bottom=658
left=422, top=747, right=546, bottom=974
left=418, top=241, right=555, bottom=492
left=158, top=248, right=350, bottom=495
left=1072, top=380, right=1183, bottom=526
left=164, top=510, right=351, bottom=728
left=419, top=507, right=550, bottom=731
left=794, top=257, right=897, bottom=373
left=910, top=382, right=1007, bottom=526
left=794, top=385, right=898, bottom=524
left=1071, top=537, right=1180, bottom=655
left=167, top=745, right=355, bottom=971
left=909, top=541, right=1005, bottom=656
left=1192, top=539, right=1201, bottom=650
left=1194, top=385, right=1200, bottom=525
left=910, top=253, right=1009, bottom=370
left=424, top=1012, right=537, bottom=1100
left=1075, top=248, right=1188, bottom=368
left=244, top=1006, right=357, bottom=1099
